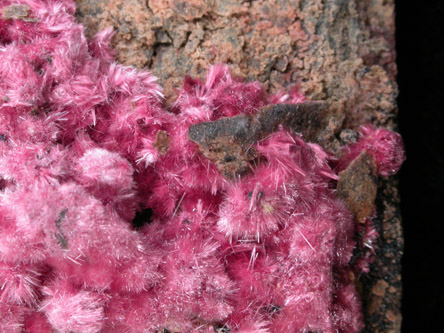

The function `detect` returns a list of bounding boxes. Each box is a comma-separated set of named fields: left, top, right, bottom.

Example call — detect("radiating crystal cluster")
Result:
left=0, top=1, right=404, bottom=332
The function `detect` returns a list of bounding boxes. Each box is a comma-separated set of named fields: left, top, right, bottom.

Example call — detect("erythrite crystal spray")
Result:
left=0, top=1, right=404, bottom=332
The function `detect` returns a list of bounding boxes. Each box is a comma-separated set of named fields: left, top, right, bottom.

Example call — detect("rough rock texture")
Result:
left=361, top=177, right=403, bottom=333
left=337, top=151, right=378, bottom=223
left=188, top=102, right=338, bottom=178
left=75, top=0, right=402, bottom=331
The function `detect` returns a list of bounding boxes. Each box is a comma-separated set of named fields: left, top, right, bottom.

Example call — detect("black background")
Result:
left=396, top=0, right=444, bottom=330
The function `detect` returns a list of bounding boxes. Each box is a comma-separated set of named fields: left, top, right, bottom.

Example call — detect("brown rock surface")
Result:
left=75, top=0, right=403, bottom=331
left=337, top=151, right=378, bottom=223
left=188, top=102, right=337, bottom=178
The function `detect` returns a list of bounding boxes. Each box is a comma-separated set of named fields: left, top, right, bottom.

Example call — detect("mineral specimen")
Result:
left=0, top=1, right=404, bottom=332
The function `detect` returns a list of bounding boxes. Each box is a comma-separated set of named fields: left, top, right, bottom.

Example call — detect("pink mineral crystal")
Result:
left=0, top=1, right=405, bottom=332
left=339, top=124, right=406, bottom=177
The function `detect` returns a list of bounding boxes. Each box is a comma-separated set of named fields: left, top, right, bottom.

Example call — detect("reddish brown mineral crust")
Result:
left=75, top=0, right=402, bottom=331
left=75, top=0, right=397, bottom=129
